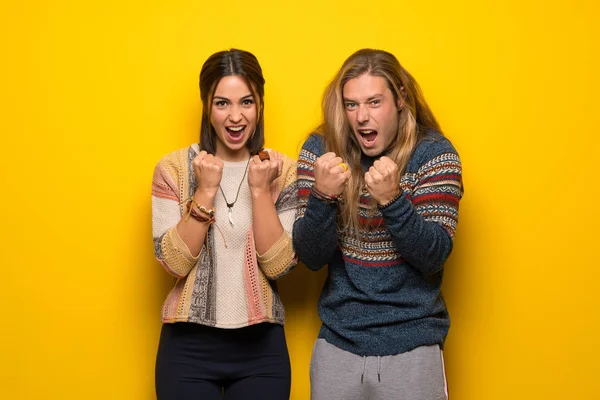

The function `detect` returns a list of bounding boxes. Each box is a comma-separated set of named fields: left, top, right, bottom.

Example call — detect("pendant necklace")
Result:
left=219, top=157, right=251, bottom=227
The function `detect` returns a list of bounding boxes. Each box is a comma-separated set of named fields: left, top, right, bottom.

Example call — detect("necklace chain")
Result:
left=219, top=156, right=251, bottom=213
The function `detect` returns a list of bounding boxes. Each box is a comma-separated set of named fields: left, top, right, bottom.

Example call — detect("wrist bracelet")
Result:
left=377, top=191, right=403, bottom=210
left=185, top=200, right=215, bottom=224
left=181, top=196, right=228, bottom=250
left=311, top=186, right=342, bottom=204
left=197, top=204, right=215, bottom=217
left=180, top=196, right=215, bottom=217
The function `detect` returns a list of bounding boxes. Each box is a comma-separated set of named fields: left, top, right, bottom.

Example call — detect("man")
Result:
left=293, top=49, right=463, bottom=399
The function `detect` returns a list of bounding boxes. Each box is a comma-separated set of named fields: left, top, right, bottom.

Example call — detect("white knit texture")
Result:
left=214, top=159, right=252, bottom=327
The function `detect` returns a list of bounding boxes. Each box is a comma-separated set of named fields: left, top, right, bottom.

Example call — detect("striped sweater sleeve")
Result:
left=152, top=151, right=199, bottom=278
left=256, top=154, right=298, bottom=279
left=380, top=139, right=463, bottom=276
left=292, top=134, right=340, bottom=270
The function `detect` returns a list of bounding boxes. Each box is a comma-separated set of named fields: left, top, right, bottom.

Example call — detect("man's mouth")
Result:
left=357, top=129, right=378, bottom=147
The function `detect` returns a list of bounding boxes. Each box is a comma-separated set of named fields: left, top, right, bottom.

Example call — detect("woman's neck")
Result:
left=215, top=145, right=251, bottom=162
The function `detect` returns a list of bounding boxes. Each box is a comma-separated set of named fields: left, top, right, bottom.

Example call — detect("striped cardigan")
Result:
left=152, top=144, right=298, bottom=327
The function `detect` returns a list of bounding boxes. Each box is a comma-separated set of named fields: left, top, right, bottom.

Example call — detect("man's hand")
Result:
left=364, top=156, right=401, bottom=205
left=314, top=152, right=351, bottom=196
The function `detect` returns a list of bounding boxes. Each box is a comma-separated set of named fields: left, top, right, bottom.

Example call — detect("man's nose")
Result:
left=357, top=104, right=369, bottom=123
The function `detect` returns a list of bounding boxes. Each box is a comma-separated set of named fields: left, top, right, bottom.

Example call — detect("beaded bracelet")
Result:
left=311, top=186, right=342, bottom=204
left=180, top=196, right=215, bottom=217
left=377, top=190, right=403, bottom=210
left=185, top=201, right=215, bottom=224
left=179, top=196, right=228, bottom=250
left=197, top=205, right=215, bottom=217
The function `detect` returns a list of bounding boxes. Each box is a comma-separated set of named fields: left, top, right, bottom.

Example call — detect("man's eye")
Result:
left=370, top=99, right=381, bottom=106
left=345, top=102, right=356, bottom=110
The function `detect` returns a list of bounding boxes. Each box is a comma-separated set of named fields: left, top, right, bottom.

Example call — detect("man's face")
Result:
left=343, top=74, right=402, bottom=157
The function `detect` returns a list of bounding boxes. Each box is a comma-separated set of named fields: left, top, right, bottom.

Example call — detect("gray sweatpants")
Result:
left=310, top=339, right=448, bottom=400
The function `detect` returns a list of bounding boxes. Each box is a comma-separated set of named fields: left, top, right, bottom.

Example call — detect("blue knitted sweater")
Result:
left=293, top=132, right=463, bottom=356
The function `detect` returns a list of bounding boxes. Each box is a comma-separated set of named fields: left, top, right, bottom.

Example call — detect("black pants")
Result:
left=155, top=322, right=291, bottom=400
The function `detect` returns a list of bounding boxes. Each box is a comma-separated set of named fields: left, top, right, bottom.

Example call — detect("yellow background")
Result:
left=1, top=0, right=599, bottom=399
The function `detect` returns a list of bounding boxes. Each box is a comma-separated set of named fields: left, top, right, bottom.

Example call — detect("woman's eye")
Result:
left=215, top=101, right=227, bottom=107
left=242, top=99, right=254, bottom=106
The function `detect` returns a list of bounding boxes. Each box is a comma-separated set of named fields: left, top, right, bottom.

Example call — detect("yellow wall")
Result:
left=1, top=0, right=599, bottom=398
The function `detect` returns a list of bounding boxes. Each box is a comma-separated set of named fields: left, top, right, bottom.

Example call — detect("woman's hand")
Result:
left=192, top=151, right=224, bottom=197
left=248, top=150, right=282, bottom=195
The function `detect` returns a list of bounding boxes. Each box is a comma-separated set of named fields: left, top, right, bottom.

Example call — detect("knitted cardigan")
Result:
left=152, top=144, right=298, bottom=328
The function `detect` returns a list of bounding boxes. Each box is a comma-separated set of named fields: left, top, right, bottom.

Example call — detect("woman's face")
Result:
left=210, top=75, right=258, bottom=161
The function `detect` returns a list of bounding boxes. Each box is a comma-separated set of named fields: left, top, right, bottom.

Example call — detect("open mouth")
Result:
left=225, top=125, right=246, bottom=143
left=357, top=129, right=378, bottom=147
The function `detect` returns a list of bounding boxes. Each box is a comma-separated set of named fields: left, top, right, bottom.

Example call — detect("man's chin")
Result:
left=360, top=145, right=383, bottom=157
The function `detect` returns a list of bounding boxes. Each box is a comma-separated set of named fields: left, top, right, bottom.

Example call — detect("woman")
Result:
left=152, top=49, right=297, bottom=400
left=293, top=49, right=463, bottom=399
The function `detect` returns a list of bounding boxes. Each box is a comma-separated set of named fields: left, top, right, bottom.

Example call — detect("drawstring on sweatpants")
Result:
left=361, top=356, right=366, bottom=384
left=361, top=356, right=382, bottom=384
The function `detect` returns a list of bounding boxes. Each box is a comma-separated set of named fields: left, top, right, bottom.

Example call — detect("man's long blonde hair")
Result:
left=317, top=49, right=442, bottom=233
